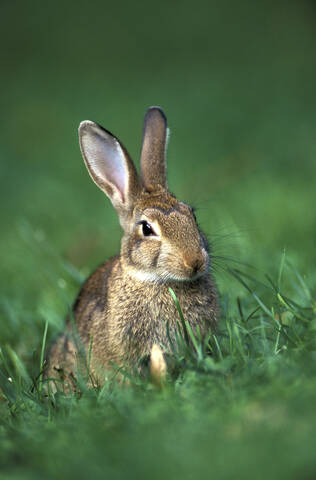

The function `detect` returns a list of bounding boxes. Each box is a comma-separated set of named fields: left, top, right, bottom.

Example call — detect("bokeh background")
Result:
left=2, top=0, right=316, bottom=338
left=1, top=1, right=316, bottom=478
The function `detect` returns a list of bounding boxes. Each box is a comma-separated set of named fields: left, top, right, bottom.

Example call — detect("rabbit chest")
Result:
left=77, top=258, right=217, bottom=366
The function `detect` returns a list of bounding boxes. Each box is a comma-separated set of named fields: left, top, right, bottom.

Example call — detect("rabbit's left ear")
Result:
left=79, top=121, right=141, bottom=220
left=140, top=107, right=168, bottom=192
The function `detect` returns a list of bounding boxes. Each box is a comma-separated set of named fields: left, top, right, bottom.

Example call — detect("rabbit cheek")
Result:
left=129, top=238, right=161, bottom=271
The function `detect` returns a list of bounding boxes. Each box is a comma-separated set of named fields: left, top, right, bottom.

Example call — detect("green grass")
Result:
left=1, top=259, right=315, bottom=479
left=1, top=0, right=316, bottom=478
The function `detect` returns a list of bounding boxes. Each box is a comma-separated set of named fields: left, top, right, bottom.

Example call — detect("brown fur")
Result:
left=46, top=107, right=219, bottom=389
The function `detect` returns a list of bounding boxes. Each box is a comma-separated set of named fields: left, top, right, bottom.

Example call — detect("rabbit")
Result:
left=46, top=107, right=219, bottom=389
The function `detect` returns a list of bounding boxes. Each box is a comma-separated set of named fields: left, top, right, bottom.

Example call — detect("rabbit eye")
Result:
left=140, top=221, right=156, bottom=237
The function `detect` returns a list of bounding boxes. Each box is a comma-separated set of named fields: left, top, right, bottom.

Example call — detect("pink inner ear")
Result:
left=103, top=160, right=126, bottom=202
left=83, top=127, right=127, bottom=203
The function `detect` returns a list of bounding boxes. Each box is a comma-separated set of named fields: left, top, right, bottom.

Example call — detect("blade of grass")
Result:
left=184, top=321, right=203, bottom=362
left=287, top=261, right=313, bottom=302
left=212, top=334, right=223, bottom=361
left=39, top=319, right=49, bottom=393
left=277, top=293, right=310, bottom=323
left=169, top=287, right=190, bottom=347
left=6, top=345, right=30, bottom=383
left=278, top=248, right=286, bottom=292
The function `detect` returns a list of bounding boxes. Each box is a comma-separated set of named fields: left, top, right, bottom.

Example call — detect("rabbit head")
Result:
left=79, top=107, right=209, bottom=283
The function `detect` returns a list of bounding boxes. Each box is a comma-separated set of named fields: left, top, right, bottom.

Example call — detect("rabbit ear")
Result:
left=140, top=107, right=168, bottom=192
left=79, top=121, right=140, bottom=219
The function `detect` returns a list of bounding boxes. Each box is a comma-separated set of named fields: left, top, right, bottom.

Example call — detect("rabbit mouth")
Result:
left=127, top=266, right=207, bottom=284
left=169, top=268, right=207, bottom=283
left=159, top=268, right=208, bottom=283
left=165, top=251, right=209, bottom=282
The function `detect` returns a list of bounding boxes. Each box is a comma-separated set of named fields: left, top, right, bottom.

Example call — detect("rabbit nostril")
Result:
left=183, top=254, right=204, bottom=275
left=193, top=259, right=204, bottom=274
left=192, top=263, right=200, bottom=275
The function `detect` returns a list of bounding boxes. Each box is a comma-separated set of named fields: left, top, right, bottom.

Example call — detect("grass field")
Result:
left=1, top=1, right=316, bottom=478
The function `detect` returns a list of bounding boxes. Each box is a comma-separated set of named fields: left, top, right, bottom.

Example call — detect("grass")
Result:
left=1, top=0, right=316, bottom=478
left=0, top=256, right=315, bottom=479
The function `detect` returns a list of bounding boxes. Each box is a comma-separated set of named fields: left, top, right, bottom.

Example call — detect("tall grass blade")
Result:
left=278, top=248, right=286, bottom=291
left=39, top=319, right=49, bottom=393
left=169, top=287, right=190, bottom=346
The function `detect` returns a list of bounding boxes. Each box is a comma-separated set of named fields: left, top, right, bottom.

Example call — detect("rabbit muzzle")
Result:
left=183, top=252, right=206, bottom=277
left=180, top=248, right=209, bottom=280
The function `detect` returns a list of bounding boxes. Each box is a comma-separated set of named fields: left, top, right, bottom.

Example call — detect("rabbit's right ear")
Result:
left=79, top=121, right=141, bottom=221
left=140, top=107, right=168, bottom=192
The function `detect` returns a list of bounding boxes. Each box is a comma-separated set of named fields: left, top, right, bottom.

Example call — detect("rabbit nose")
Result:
left=183, top=253, right=204, bottom=275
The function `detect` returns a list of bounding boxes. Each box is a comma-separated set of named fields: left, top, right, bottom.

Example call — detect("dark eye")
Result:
left=140, top=221, right=155, bottom=237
